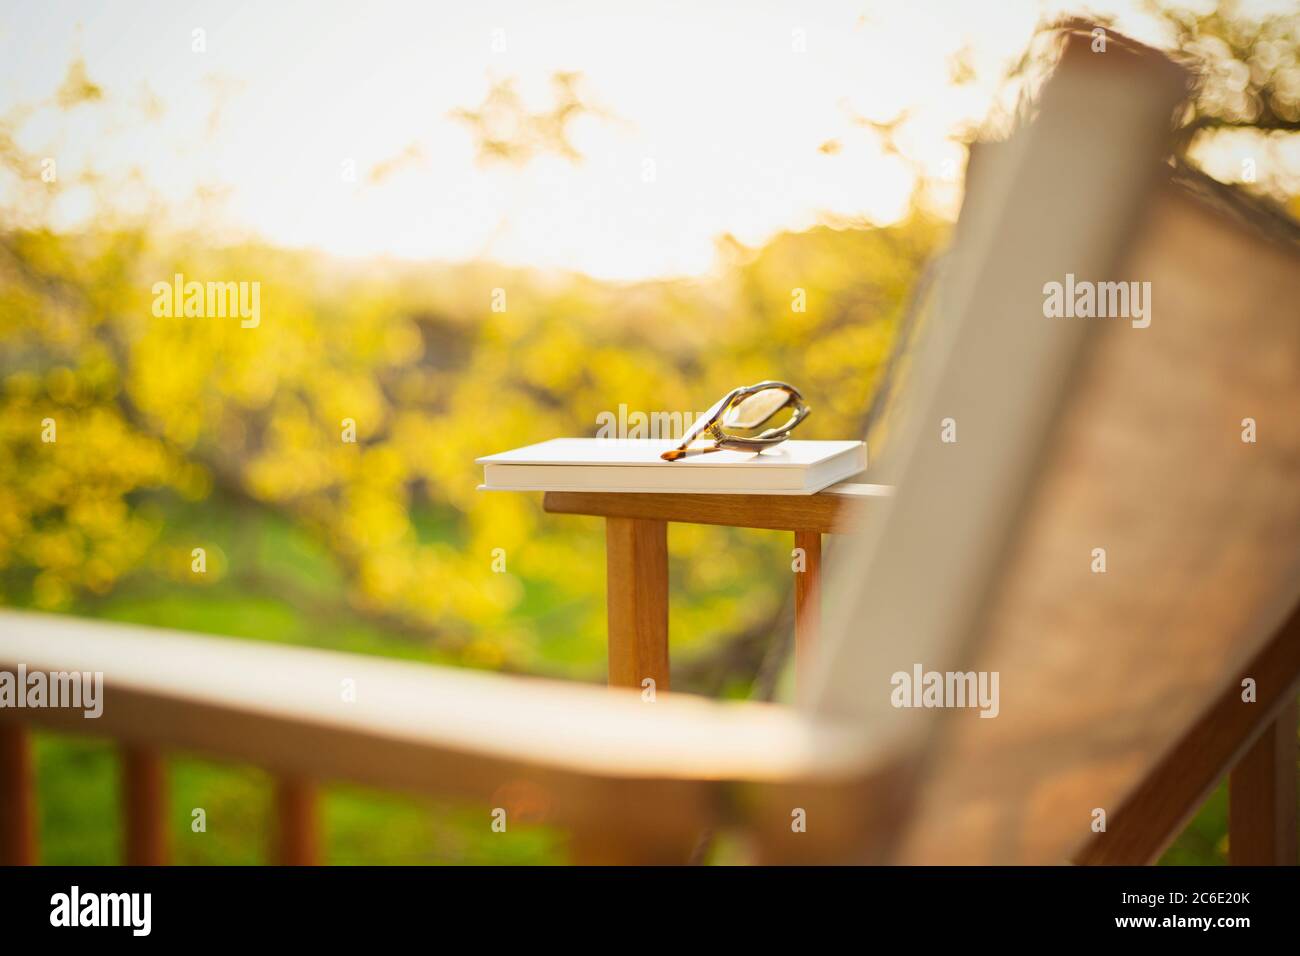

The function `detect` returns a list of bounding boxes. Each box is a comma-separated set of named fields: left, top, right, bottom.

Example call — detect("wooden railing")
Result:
left=0, top=607, right=885, bottom=866
left=0, top=639, right=332, bottom=865
left=2, top=703, right=330, bottom=865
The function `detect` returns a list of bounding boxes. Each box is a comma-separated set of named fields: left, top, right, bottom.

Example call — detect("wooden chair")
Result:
left=2, top=30, right=1297, bottom=865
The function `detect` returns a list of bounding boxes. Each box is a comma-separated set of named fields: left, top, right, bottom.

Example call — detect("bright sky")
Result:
left=0, top=0, right=1286, bottom=279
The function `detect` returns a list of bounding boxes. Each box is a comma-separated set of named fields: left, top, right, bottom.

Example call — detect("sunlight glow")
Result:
left=0, top=0, right=1279, bottom=279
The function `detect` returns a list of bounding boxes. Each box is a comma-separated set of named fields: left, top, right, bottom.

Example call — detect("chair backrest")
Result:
left=806, top=31, right=1300, bottom=862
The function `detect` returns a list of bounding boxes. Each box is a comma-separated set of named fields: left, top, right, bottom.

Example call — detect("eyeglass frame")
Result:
left=661, top=380, right=810, bottom=461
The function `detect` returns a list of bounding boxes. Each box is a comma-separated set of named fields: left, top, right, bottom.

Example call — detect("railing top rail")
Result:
left=0, top=609, right=877, bottom=787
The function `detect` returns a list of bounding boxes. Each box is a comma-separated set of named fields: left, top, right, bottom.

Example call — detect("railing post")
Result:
left=1229, top=698, right=1298, bottom=865
left=274, top=776, right=320, bottom=865
left=121, top=745, right=168, bottom=865
left=0, top=723, right=38, bottom=865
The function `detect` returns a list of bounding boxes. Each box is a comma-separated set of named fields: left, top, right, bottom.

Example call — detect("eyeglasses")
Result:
left=661, top=381, right=810, bottom=461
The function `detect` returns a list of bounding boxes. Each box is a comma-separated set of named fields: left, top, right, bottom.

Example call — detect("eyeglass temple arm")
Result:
left=670, top=387, right=747, bottom=451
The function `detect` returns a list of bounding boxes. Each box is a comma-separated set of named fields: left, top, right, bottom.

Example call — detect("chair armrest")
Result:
left=0, top=610, right=893, bottom=860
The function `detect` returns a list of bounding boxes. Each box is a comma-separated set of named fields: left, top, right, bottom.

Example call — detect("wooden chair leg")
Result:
left=1229, top=698, right=1298, bottom=865
left=604, top=517, right=670, bottom=692
left=274, top=776, right=320, bottom=865
left=121, top=745, right=168, bottom=865
left=793, top=530, right=822, bottom=696
left=0, top=723, right=38, bottom=865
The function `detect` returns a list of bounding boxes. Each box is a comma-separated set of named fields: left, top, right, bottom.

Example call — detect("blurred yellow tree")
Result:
left=0, top=58, right=940, bottom=689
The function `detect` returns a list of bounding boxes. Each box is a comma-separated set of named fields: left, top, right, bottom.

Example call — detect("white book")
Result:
left=477, top=438, right=867, bottom=495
